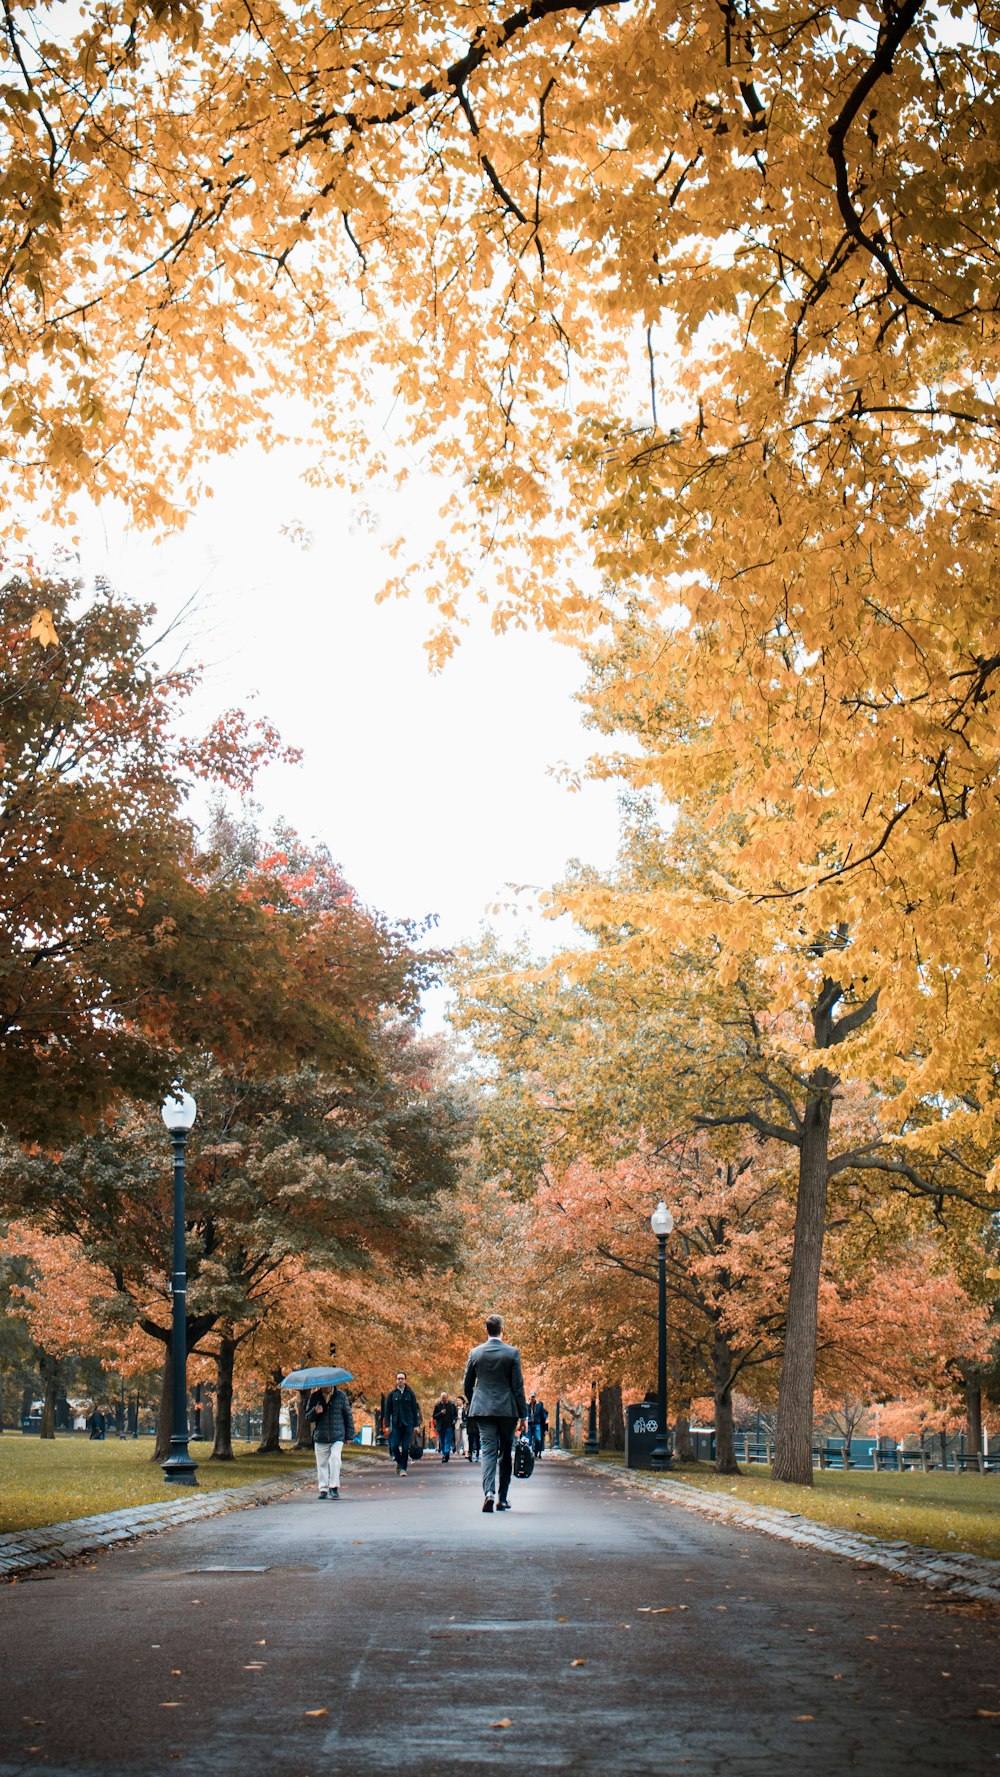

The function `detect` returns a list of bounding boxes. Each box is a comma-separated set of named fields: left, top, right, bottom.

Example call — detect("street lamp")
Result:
left=161, top=1091, right=198, bottom=1486
left=583, top=1379, right=600, bottom=1455
left=650, top=1200, right=674, bottom=1471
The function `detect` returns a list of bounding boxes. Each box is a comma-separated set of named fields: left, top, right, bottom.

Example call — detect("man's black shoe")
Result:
left=482, top=1497, right=494, bottom=1513
left=497, top=1499, right=511, bottom=1511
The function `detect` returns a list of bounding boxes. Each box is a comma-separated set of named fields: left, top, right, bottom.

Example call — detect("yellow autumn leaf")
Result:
left=29, top=608, right=58, bottom=647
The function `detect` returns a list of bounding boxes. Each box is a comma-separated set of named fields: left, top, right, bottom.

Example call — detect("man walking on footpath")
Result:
left=463, top=1313, right=527, bottom=1514
left=384, top=1370, right=422, bottom=1475
left=432, top=1392, right=458, bottom=1462
left=306, top=1383, right=355, bottom=1499
left=528, top=1395, right=548, bottom=1458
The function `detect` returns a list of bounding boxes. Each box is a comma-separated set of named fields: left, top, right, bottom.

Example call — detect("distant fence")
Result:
left=696, top=1431, right=1000, bottom=1474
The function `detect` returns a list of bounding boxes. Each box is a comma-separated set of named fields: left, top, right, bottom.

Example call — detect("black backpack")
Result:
left=512, top=1435, right=535, bottom=1480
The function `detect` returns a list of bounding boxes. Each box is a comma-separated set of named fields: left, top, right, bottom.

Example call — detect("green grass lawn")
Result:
left=0, top=1434, right=325, bottom=1533
left=673, top=1462, right=1000, bottom=1562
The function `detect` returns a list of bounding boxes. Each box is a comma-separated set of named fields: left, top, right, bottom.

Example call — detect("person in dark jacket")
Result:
left=463, top=1313, right=528, bottom=1513
left=528, top=1395, right=549, bottom=1457
left=432, top=1393, right=458, bottom=1462
left=306, top=1385, right=355, bottom=1499
left=384, top=1370, right=422, bottom=1475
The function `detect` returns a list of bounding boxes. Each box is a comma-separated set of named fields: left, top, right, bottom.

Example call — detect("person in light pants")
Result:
left=306, top=1385, right=355, bottom=1499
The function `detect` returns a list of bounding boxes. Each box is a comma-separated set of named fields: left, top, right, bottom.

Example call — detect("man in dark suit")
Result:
left=463, top=1313, right=528, bottom=1513
left=383, top=1370, right=422, bottom=1475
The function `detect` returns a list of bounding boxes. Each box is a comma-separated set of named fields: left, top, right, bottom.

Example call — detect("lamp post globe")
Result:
left=161, top=1091, right=197, bottom=1133
left=161, top=1090, right=198, bottom=1486
left=650, top=1201, right=674, bottom=1239
left=650, top=1201, right=674, bottom=1471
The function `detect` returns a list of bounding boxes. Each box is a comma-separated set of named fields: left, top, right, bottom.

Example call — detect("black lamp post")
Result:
left=161, top=1091, right=198, bottom=1486
left=650, top=1199, right=674, bottom=1471
left=583, top=1380, right=600, bottom=1455
left=553, top=1399, right=561, bottom=1450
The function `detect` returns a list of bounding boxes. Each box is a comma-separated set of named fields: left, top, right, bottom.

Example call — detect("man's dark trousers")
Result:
left=391, top=1433, right=411, bottom=1473
left=479, top=1416, right=517, bottom=1502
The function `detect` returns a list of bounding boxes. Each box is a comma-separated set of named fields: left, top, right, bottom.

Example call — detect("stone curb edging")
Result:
left=571, top=1457, right=1000, bottom=1608
left=0, top=1451, right=388, bottom=1582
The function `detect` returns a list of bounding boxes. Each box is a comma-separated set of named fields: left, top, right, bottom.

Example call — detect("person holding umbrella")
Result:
left=279, top=1365, right=355, bottom=1500
left=307, top=1382, right=354, bottom=1499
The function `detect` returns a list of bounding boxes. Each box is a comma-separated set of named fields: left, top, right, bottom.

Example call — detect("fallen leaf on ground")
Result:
left=570, top=1660, right=586, bottom=1668
left=243, top=1663, right=266, bottom=1670
left=305, top=1709, right=329, bottom=1719
left=490, top=1719, right=512, bottom=1729
left=976, top=1710, right=1000, bottom=1719
left=651, top=1608, right=675, bottom=1614
left=557, top=1616, right=568, bottom=1622
left=793, top=1715, right=814, bottom=1722
left=159, top=1703, right=181, bottom=1709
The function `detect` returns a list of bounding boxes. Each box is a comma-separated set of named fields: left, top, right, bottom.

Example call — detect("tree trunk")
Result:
left=0, top=1370, right=5, bottom=1431
left=295, top=1389, right=313, bottom=1450
left=191, top=1382, right=203, bottom=1441
left=713, top=1335, right=740, bottom=1475
left=21, top=1384, right=33, bottom=1427
left=39, top=1352, right=58, bottom=1439
left=966, top=1373, right=984, bottom=1455
left=673, top=1404, right=695, bottom=1464
left=201, top=1388, right=215, bottom=1445
left=773, top=1076, right=832, bottom=1486
left=598, top=1382, right=625, bottom=1451
left=211, top=1333, right=236, bottom=1460
left=255, top=1372, right=283, bottom=1454
left=153, top=1348, right=173, bottom=1462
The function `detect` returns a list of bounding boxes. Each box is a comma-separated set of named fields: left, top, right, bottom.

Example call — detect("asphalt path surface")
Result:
left=2, top=1453, right=999, bottom=1776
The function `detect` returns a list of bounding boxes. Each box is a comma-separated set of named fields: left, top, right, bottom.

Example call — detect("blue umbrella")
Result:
left=280, top=1366, right=354, bottom=1389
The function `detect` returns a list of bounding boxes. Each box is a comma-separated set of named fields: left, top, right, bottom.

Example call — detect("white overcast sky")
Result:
left=68, top=440, right=621, bottom=1026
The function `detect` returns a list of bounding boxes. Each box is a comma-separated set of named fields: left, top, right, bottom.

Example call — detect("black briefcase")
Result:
left=513, top=1435, right=535, bottom=1480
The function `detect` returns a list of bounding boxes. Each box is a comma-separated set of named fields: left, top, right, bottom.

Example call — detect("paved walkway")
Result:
left=577, top=1459, right=1000, bottom=1607
left=2, top=1452, right=999, bottom=1775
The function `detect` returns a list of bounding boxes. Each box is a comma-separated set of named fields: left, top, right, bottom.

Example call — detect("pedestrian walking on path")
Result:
left=463, top=1313, right=527, bottom=1513
left=527, top=1395, right=548, bottom=1458
left=432, top=1393, right=458, bottom=1462
left=384, top=1370, right=422, bottom=1475
left=306, top=1383, right=354, bottom=1498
